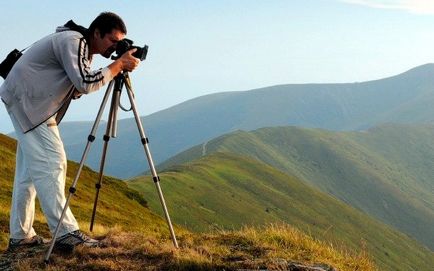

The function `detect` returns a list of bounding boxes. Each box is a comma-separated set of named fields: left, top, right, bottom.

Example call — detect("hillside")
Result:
left=129, top=152, right=434, bottom=270
left=0, top=134, right=376, bottom=270
left=157, top=125, right=434, bottom=251
left=0, top=133, right=170, bottom=250
left=58, top=64, right=434, bottom=178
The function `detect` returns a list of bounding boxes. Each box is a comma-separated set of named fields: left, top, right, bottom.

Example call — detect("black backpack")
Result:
left=0, top=20, right=87, bottom=80
left=0, top=49, right=23, bottom=79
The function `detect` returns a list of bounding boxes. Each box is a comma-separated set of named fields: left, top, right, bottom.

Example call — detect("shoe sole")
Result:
left=53, top=243, right=75, bottom=253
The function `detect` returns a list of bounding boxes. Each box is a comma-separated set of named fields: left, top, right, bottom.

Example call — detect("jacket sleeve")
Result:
left=53, top=33, right=114, bottom=94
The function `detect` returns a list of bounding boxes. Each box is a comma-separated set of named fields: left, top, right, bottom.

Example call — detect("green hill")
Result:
left=0, top=133, right=377, bottom=270
left=129, top=152, right=434, bottom=270
left=0, top=133, right=170, bottom=250
left=157, top=125, right=434, bottom=251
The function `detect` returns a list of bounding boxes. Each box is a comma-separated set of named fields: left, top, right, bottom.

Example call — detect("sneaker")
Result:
left=54, top=230, right=99, bottom=251
left=7, top=235, right=47, bottom=252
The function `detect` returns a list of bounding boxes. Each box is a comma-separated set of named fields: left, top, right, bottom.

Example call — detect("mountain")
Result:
left=59, top=64, right=434, bottom=178
left=0, top=133, right=377, bottom=271
left=129, top=152, right=434, bottom=270
left=157, top=125, right=434, bottom=251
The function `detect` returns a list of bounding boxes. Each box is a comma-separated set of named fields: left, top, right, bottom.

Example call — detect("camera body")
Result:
left=112, top=39, right=148, bottom=61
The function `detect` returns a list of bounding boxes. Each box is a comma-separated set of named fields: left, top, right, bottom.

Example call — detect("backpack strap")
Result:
left=63, top=20, right=89, bottom=38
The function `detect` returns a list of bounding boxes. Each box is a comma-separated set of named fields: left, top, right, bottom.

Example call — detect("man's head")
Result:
left=88, top=12, right=127, bottom=58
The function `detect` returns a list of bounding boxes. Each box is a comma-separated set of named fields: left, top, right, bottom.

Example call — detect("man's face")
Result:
left=93, top=29, right=125, bottom=58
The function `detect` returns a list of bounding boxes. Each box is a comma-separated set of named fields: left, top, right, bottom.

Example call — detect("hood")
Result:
left=55, top=20, right=88, bottom=37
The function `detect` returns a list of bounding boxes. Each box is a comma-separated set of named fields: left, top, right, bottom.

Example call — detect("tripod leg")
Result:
left=89, top=134, right=110, bottom=232
left=90, top=88, right=120, bottom=231
left=124, top=76, right=179, bottom=248
left=44, top=81, right=115, bottom=263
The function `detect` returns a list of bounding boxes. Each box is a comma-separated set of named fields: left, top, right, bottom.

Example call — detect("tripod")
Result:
left=44, top=72, right=179, bottom=263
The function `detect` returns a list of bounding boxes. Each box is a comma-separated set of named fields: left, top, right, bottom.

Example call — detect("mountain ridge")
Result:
left=56, top=63, right=434, bottom=178
left=156, top=125, right=434, bottom=251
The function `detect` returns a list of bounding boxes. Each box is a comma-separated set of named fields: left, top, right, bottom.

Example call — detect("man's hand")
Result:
left=72, top=89, right=83, bottom=100
left=108, top=48, right=140, bottom=76
left=119, top=48, right=140, bottom=72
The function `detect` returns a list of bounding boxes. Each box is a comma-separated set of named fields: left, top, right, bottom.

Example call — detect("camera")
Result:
left=112, top=39, right=148, bottom=61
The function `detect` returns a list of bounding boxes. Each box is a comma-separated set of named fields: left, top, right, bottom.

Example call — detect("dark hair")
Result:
left=88, top=12, right=127, bottom=38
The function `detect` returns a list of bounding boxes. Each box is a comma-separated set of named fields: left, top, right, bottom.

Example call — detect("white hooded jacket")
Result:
left=0, top=24, right=114, bottom=133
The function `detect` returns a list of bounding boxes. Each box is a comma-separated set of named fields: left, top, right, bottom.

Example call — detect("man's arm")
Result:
left=53, top=33, right=112, bottom=94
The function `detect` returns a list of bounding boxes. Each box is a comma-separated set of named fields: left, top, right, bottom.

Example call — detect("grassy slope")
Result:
left=0, top=133, right=376, bottom=271
left=158, top=125, right=434, bottom=251
left=4, top=225, right=376, bottom=271
left=0, top=133, right=171, bottom=250
left=129, top=152, right=434, bottom=271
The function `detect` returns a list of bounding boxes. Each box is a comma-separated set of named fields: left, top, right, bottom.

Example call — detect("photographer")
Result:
left=0, top=12, right=139, bottom=251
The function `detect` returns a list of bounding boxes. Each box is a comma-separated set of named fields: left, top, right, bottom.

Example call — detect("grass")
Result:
left=129, top=152, right=434, bottom=271
left=6, top=224, right=376, bottom=271
left=0, top=133, right=377, bottom=270
left=0, top=133, right=173, bottom=252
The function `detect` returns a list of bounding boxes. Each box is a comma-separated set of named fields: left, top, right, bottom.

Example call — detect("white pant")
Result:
left=9, top=112, right=79, bottom=239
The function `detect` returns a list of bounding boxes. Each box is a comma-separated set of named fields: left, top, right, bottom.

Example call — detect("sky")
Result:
left=1, top=0, right=434, bottom=133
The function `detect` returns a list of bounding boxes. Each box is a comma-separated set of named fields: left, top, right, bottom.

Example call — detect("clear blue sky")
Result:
left=1, top=0, right=434, bottom=133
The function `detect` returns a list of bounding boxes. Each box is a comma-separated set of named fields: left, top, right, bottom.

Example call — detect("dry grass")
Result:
left=5, top=223, right=376, bottom=271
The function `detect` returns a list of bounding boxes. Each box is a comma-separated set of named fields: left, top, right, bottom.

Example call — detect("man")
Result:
left=0, top=12, right=140, bottom=251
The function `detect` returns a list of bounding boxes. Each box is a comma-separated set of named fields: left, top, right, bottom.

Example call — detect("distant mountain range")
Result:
left=58, top=64, right=434, bottom=178
left=157, top=125, right=434, bottom=251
